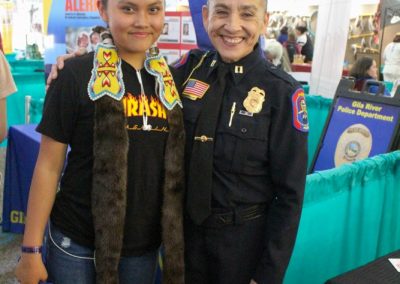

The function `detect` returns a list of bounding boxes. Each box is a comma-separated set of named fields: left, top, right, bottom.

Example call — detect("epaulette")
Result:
left=265, top=61, right=300, bottom=88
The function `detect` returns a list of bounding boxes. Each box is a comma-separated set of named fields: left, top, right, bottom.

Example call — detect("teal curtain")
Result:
left=305, top=95, right=332, bottom=170
left=284, top=151, right=400, bottom=283
left=7, top=60, right=45, bottom=126
left=1, top=59, right=45, bottom=147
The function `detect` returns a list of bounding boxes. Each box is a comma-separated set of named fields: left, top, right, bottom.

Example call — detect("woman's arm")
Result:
left=15, top=135, right=67, bottom=284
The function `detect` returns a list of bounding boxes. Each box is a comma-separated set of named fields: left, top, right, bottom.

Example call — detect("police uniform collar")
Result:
left=206, top=45, right=263, bottom=84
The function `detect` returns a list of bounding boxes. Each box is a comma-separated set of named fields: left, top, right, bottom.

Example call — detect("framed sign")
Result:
left=310, top=79, right=400, bottom=172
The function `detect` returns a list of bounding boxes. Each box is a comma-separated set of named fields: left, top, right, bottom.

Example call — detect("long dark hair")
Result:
left=349, top=57, right=374, bottom=79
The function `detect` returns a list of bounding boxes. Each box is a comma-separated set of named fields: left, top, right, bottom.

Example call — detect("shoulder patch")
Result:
left=291, top=88, right=309, bottom=132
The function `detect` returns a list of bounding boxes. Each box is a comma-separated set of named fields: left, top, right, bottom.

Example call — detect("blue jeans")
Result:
left=45, top=223, right=158, bottom=284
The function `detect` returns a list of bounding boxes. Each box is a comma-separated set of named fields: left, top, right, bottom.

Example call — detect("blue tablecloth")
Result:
left=2, top=124, right=40, bottom=233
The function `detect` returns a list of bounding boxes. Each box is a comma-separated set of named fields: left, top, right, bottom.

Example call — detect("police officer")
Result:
left=174, top=0, right=308, bottom=283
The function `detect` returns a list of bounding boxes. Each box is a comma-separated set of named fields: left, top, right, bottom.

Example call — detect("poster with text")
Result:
left=313, top=97, right=400, bottom=171
left=43, top=0, right=104, bottom=66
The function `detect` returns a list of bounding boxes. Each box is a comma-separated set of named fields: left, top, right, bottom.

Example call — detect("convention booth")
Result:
left=2, top=0, right=400, bottom=283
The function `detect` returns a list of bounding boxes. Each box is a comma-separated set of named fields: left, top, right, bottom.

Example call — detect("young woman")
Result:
left=15, top=1, right=185, bottom=283
left=350, top=56, right=391, bottom=96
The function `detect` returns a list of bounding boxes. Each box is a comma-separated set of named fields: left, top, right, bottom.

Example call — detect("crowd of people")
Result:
left=263, top=23, right=314, bottom=73
left=348, top=32, right=400, bottom=96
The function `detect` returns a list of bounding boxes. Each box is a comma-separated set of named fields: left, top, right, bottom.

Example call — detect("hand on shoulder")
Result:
left=46, top=48, right=88, bottom=91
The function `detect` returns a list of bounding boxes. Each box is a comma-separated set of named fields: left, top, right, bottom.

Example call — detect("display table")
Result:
left=291, top=64, right=350, bottom=76
left=2, top=124, right=40, bottom=233
left=326, top=250, right=400, bottom=284
left=291, top=63, right=312, bottom=72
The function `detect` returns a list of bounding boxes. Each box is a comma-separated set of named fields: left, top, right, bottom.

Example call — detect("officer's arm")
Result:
left=253, top=86, right=308, bottom=284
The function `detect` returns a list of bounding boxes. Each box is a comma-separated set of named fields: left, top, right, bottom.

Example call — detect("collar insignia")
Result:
left=235, top=65, right=244, bottom=74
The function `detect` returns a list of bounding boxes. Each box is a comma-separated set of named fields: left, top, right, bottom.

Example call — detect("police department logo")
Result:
left=344, top=141, right=361, bottom=159
left=291, top=89, right=309, bottom=132
left=334, top=124, right=372, bottom=167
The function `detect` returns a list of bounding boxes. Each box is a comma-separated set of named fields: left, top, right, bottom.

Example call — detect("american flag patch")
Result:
left=182, top=79, right=210, bottom=100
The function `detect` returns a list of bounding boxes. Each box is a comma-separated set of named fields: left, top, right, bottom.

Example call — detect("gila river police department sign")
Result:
left=311, top=79, right=400, bottom=172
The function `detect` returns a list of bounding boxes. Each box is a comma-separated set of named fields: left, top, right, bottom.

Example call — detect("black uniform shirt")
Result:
left=176, top=46, right=308, bottom=208
left=174, top=45, right=309, bottom=283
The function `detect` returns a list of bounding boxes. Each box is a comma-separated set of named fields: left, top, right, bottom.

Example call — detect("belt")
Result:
left=201, top=204, right=267, bottom=228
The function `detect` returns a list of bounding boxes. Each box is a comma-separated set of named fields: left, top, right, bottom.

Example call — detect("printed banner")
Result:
left=0, top=1, right=14, bottom=53
left=43, top=0, right=103, bottom=65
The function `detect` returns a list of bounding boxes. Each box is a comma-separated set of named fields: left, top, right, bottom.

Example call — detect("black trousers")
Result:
left=184, top=213, right=267, bottom=284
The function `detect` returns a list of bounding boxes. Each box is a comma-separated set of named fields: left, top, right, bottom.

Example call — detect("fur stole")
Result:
left=91, top=92, right=185, bottom=284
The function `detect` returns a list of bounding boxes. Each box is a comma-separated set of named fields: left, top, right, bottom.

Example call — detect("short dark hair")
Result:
left=280, top=26, right=288, bottom=35
left=349, top=57, right=374, bottom=79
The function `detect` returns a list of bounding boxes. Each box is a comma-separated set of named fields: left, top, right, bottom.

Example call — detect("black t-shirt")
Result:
left=38, top=53, right=169, bottom=256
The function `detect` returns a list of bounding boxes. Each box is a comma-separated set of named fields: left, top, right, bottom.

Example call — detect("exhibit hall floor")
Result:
left=0, top=146, right=21, bottom=284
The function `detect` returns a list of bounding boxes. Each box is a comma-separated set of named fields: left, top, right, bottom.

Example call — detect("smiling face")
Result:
left=97, top=0, right=164, bottom=65
left=202, top=0, right=268, bottom=63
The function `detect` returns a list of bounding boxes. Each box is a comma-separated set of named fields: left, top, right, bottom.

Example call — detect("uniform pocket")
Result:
left=215, top=112, right=270, bottom=175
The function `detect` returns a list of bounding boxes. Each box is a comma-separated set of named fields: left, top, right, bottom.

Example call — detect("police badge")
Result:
left=334, top=123, right=373, bottom=167
left=243, top=87, right=266, bottom=113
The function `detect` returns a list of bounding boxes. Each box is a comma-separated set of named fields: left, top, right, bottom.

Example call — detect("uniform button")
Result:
left=241, top=128, right=247, bottom=133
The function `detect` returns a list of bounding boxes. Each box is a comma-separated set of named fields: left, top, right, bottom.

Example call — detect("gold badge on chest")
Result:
left=243, top=87, right=266, bottom=114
